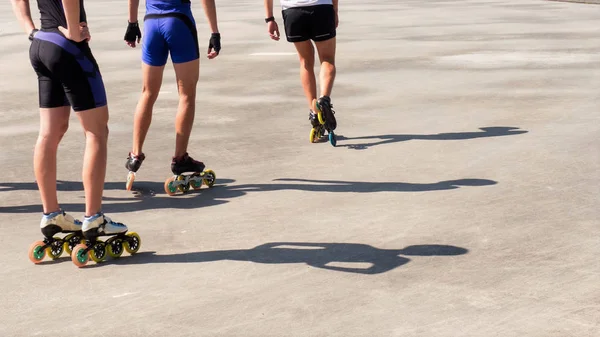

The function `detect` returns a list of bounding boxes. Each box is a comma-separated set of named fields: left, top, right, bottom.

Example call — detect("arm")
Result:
left=128, top=0, right=140, bottom=23
left=264, top=0, right=280, bottom=41
left=264, top=0, right=274, bottom=19
left=201, top=0, right=219, bottom=33
left=333, top=0, right=338, bottom=28
left=10, top=0, right=36, bottom=36
left=60, top=0, right=83, bottom=41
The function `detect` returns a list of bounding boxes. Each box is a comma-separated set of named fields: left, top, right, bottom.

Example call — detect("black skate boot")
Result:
left=171, top=153, right=205, bottom=175
left=125, top=152, right=145, bottom=173
left=315, top=96, right=337, bottom=131
left=125, top=152, right=145, bottom=191
left=312, top=96, right=338, bottom=147
left=165, top=153, right=215, bottom=196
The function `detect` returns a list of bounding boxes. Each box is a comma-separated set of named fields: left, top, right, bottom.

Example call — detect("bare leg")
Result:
left=132, top=63, right=165, bottom=155
left=34, top=106, right=70, bottom=214
left=314, top=37, right=336, bottom=97
left=293, top=40, right=317, bottom=110
left=76, top=106, right=109, bottom=217
left=172, top=59, right=199, bottom=158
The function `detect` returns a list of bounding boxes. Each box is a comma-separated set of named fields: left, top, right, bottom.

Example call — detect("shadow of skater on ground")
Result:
left=338, top=126, right=528, bottom=150
left=0, top=177, right=497, bottom=214
left=88, top=242, right=469, bottom=274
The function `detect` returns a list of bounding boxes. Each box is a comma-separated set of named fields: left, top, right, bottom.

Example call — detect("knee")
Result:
left=177, top=83, right=197, bottom=102
left=141, top=86, right=160, bottom=103
left=38, top=121, right=69, bottom=145
left=300, top=58, right=315, bottom=70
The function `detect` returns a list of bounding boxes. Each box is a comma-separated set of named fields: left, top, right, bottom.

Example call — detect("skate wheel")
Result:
left=203, top=170, right=216, bottom=188
left=124, top=232, right=141, bottom=254
left=28, top=240, right=47, bottom=264
left=176, top=175, right=190, bottom=193
left=71, top=243, right=89, bottom=267
left=190, top=175, right=203, bottom=190
left=89, top=240, right=107, bottom=263
left=106, top=237, right=124, bottom=258
left=329, top=132, right=337, bottom=147
left=47, top=237, right=64, bottom=259
left=310, top=128, right=317, bottom=143
left=125, top=172, right=135, bottom=191
left=164, top=176, right=177, bottom=196
left=64, top=234, right=85, bottom=255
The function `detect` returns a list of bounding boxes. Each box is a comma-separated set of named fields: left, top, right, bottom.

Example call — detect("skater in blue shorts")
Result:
left=123, top=0, right=221, bottom=192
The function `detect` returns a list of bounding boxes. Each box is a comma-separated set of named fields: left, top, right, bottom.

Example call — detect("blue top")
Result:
left=146, top=0, right=193, bottom=15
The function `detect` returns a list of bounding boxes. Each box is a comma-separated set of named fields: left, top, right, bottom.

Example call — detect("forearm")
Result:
left=61, top=0, right=80, bottom=35
left=10, top=0, right=36, bottom=34
left=201, top=0, right=219, bottom=33
left=264, top=0, right=274, bottom=18
left=333, top=0, right=338, bottom=12
left=128, top=0, right=140, bottom=22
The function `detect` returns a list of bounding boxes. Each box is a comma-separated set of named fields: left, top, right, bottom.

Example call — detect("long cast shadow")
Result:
left=0, top=177, right=496, bottom=214
left=88, top=242, right=469, bottom=274
left=339, top=126, right=528, bottom=150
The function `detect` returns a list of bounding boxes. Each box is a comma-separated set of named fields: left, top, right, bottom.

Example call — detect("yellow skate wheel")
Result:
left=203, top=170, right=216, bottom=188
left=124, top=232, right=141, bottom=254
left=106, top=237, right=124, bottom=258
left=47, top=237, right=64, bottom=260
left=177, top=175, right=190, bottom=193
left=63, top=234, right=85, bottom=255
left=89, top=240, right=106, bottom=263
left=28, top=240, right=47, bottom=264
left=313, top=99, right=325, bottom=124
left=164, top=176, right=177, bottom=196
left=125, top=172, right=135, bottom=191
left=310, top=128, right=317, bottom=143
left=71, top=243, right=89, bottom=268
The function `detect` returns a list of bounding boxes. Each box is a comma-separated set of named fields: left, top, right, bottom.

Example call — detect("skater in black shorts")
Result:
left=11, top=0, right=137, bottom=267
left=263, top=0, right=339, bottom=146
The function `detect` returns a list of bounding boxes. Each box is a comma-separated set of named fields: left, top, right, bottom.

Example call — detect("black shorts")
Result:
left=282, top=5, right=336, bottom=43
left=29, top=30, right=107, bottom=112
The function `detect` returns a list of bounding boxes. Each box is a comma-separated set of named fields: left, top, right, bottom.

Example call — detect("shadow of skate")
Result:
left=338, top=126, right=528, bottom=150
left=0, top=177, right=496, bottom=214
left=86, top=242, right=469, bottom=274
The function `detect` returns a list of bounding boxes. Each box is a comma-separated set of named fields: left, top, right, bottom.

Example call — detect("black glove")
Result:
left=28, top=28, right=39, bottom=42
left=124, top=21, right=141, bottom=43
left=208, top=33, right=221, bottom=55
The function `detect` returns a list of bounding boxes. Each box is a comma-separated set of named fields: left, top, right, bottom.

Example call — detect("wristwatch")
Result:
left=265, top=16, right=275, bottom=23
left=28, top=28, right=39, bottom=41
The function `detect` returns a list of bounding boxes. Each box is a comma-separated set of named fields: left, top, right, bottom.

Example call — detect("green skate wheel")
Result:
left=71, top=244, right=89, bottom=267
left=28, top=241, right=46, bottom=264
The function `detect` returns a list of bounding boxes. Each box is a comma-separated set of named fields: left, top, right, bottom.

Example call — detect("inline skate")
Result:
left=311, top=96, right=337, bottom=147
left=164, top=152, right=216, bottom=196
left=125, top=152, right=146, bottom=191
left=28, top=210, right=84, bottom=264
left=71, top=213, right=141, bottom=267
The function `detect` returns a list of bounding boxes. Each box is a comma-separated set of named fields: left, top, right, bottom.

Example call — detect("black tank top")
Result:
left=37, top=0, right=87, bottom=30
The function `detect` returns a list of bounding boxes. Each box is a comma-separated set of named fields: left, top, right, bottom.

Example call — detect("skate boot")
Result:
left=309, top=110, right=325, bottom=143
left=312, top=96, right=337, bottom=146
left=28, top=210, right=84, bottom=264
left=164, top=152, right=216, bottom=196
left=125, top=152, right=146, bottom=191
left=71, top=212, right=141, bottom=267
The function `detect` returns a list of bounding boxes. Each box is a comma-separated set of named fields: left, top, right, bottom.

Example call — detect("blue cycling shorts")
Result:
left=142, top=11, right=199, bottom=66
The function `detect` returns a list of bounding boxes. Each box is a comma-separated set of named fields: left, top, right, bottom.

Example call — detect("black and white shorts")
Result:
left=282, top=5, right=336, bottom=43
